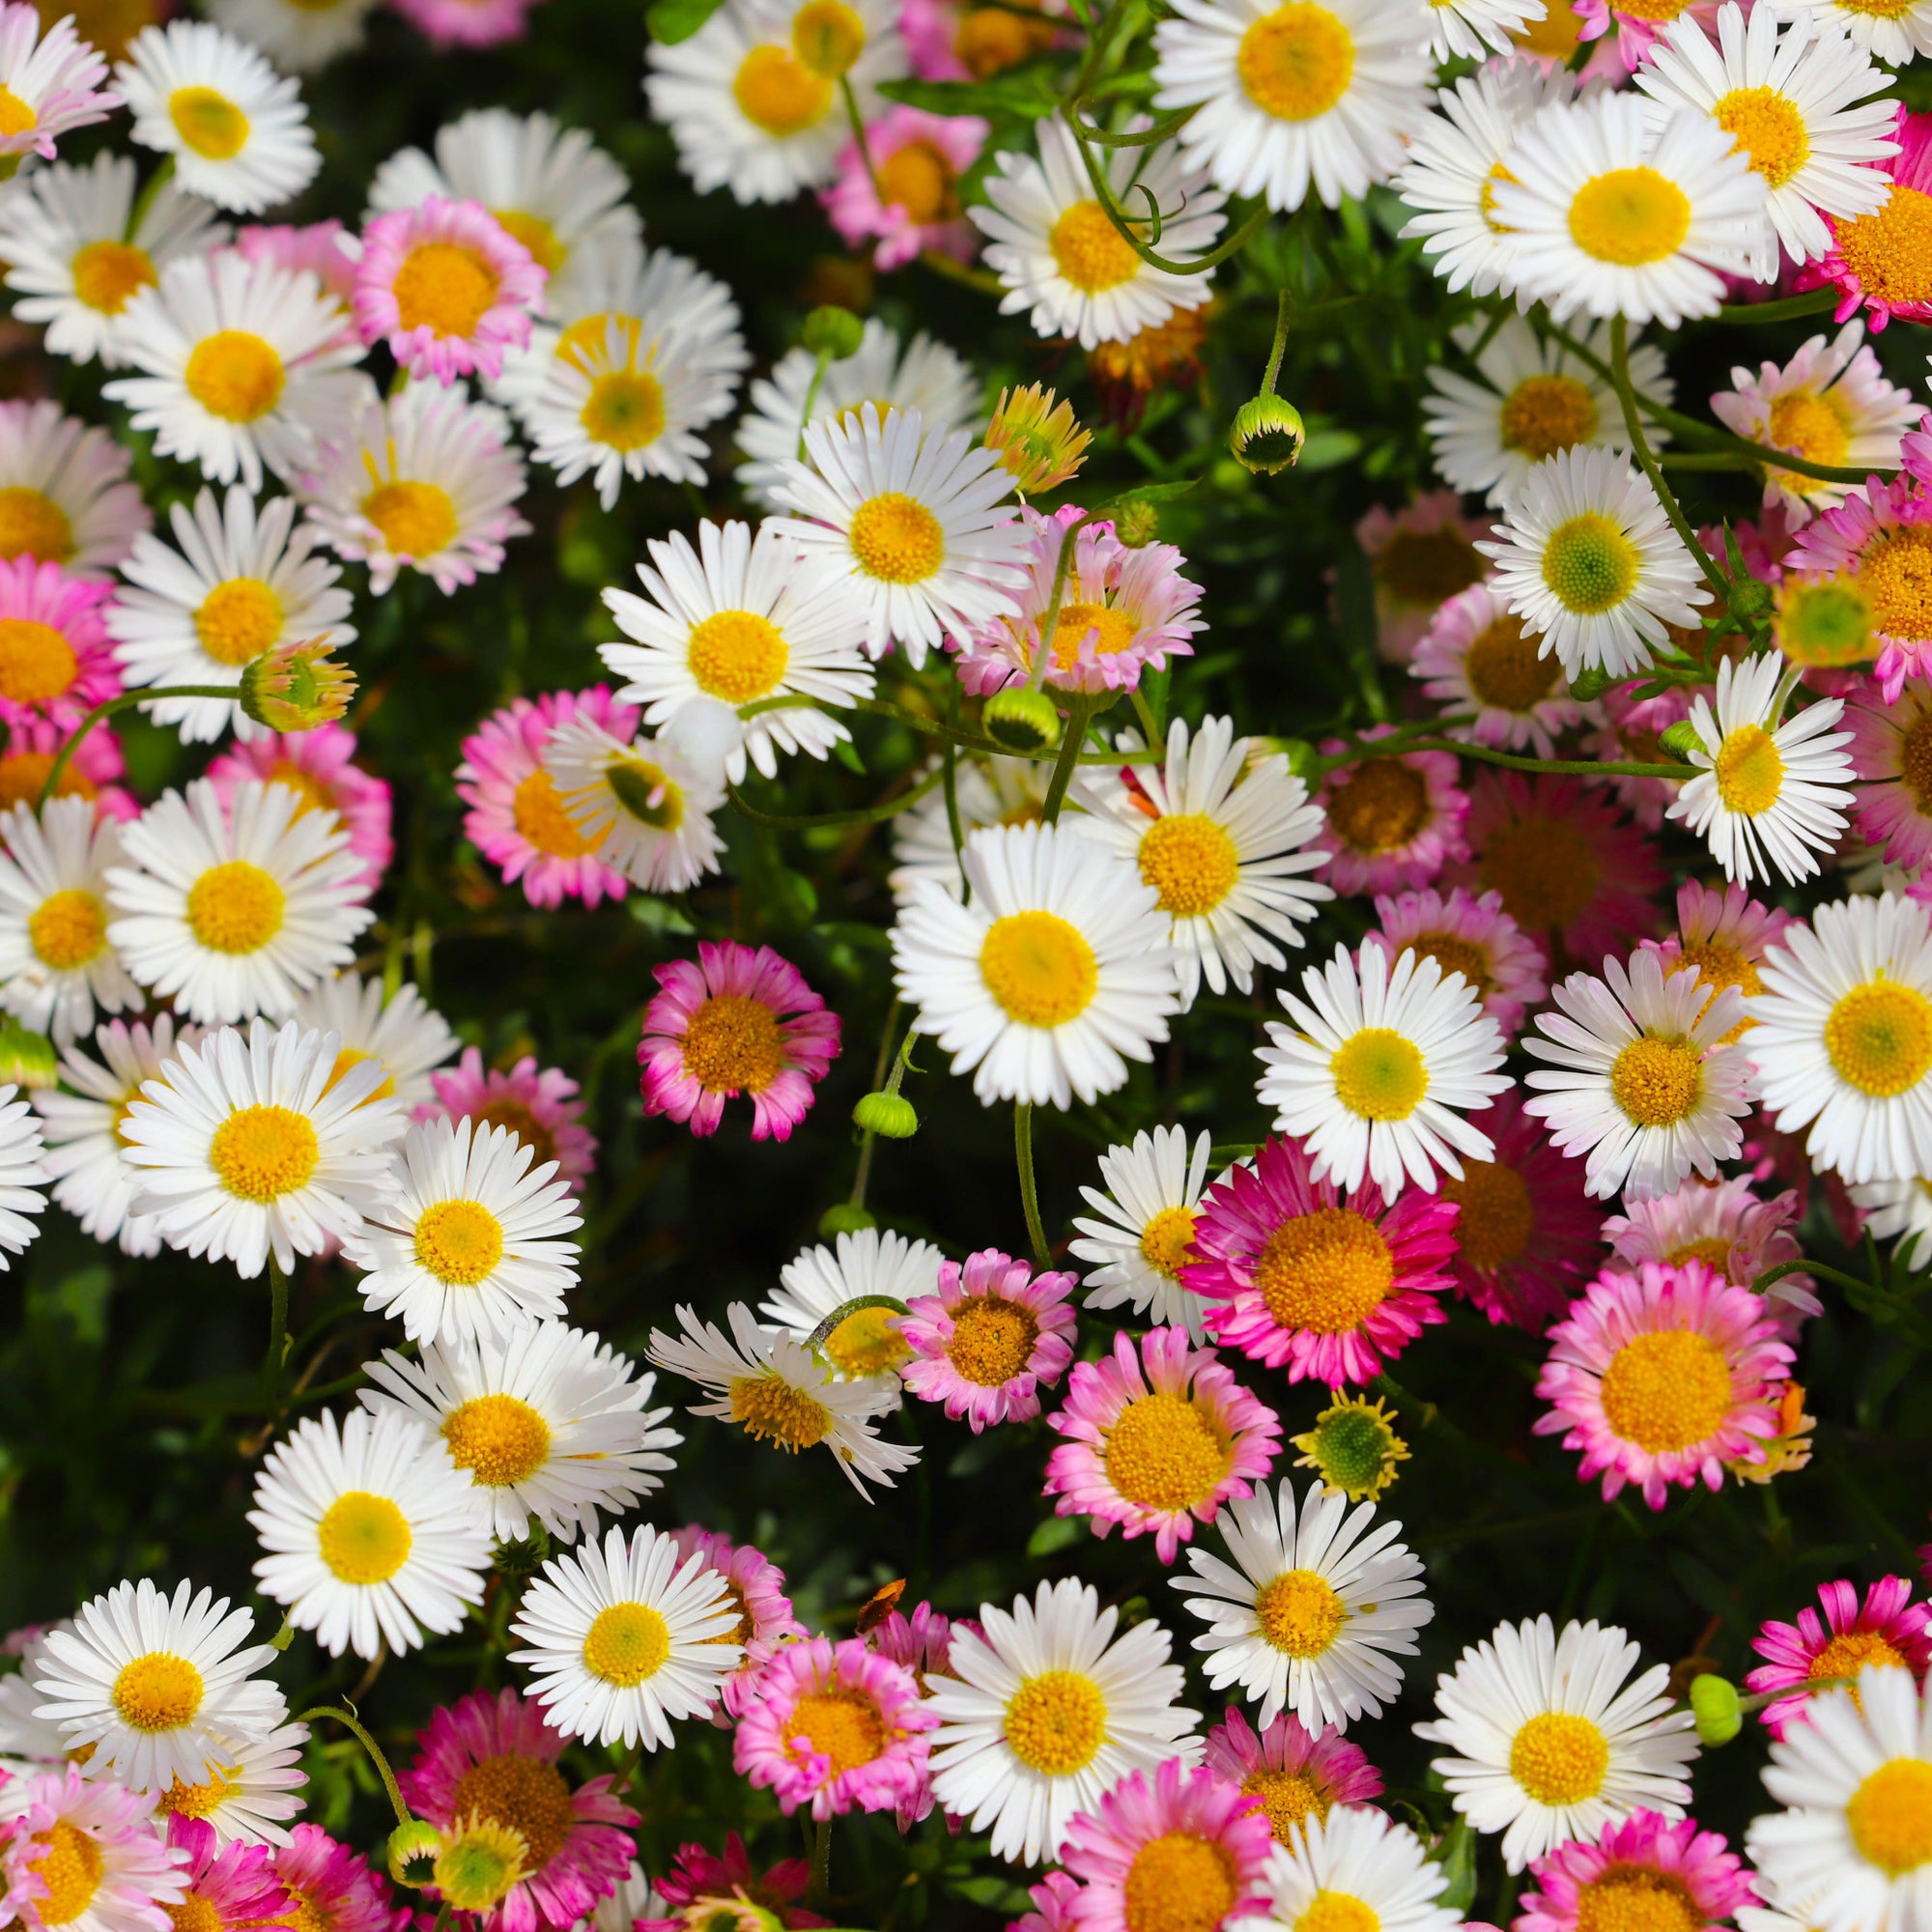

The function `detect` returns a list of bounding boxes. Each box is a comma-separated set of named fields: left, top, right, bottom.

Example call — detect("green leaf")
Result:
left=1026, top=1513, right=1086, bottom=1555
left=646, top=0, right=724, bottom=42
left=878, top=68, right=1060, bottom=118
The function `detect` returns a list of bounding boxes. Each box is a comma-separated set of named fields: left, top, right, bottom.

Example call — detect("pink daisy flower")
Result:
left=269, top=1827, right=398, bottom=1932
left=0, top=714, right=136, bottom=820
left=642, top=1833, right=829, bottom=1932
left=1449, top=770, right=1664, bottom=971
left=1575, top=0, right=1719, bottom=67
left=1534, top=1260, right=1795, bottom=1509
left=352, top=197, right=547, bottom=384
left=638, top=941, right=840, bottom=1144
left=1182, top=1134, right=1459, bottom=1385
left=1602, top=1176, right=1817, bottom=1330
left=1584, top=681, right=1695, bottom=831
left=1410, top=580, right=1586, bottom=757
left=1013, top=1873, right=1086, bottom=1932
left=1201, top=1707, right=1383, bottom=1846
left=899, top=1246, right=1078, bottom=1430
left=1517, top=1810, right=1753, bottom=1932
left=455, top=687, right=639, bottom=910
left=821, top=108, right=987, bottom=270
left=1365, top=885, right=1547, bottom=1037
left=0, top=4, right=116, bottom=162
left=1042, top=1325, right=1282, bottom=1563
left=0, top=1762, right=185, bottom=1932
left=1060, top=1758, right=1274, bottom=1932
left=731, top=1636, right=935, bottom=1822
left=1439, top=1090, right=1601, bottom=1335
left=207, top=724, right=394, bottom=893
left=1312, top=728, right=1468, bottom=896
left=427, top=1047, right=598, bottom=1193
left=668, top=1523, right=809, bottom=1719
left=1353, top=491, right=1492, bottom=665
left=0, top=555, right=119, bottom=729
left=1746, top=1577, right=1932, bottom=1739
left=167, top=1834, right=292, bottom=1932
left=865, top=1599, right=964, bottom=1829
left=1798, top=108, right=1932, bottom=331
left=952, top=505, right=1203, bottom=698
left=399, top=1688, right=637, bottom=1932
left=236, top=222, right=360, bottom=308
left=388, top=0, right=543, bottom=46
left=1784, top=472, right=1932, bottom=701
left=1848, top=677, right=1932, bottom=868
left=1642, top=879, right=1794, bottom=1041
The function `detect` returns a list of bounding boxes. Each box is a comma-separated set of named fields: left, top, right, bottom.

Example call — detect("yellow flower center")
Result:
left=392, top=242, right=498, bottom=339
left=1811, top=1628, right=1907, bottom=1689
left=1509, top=1710, right=1610, bottom=1805
left=848, top=491, right=945, bottom=583
left=1568, top=167, right=1690, bottom=266
left=1827, top=980, right=1932, bottom=1097
left=0, top=83, right=37, bottom=136
left=154, top=1771, right=232, bottom=1821
left=1599, top=1328, right=1733, bottom=1452
left=979, top=908, right=1098, bottom=1028
left=184, top=330, right=285, bottom=424
left=112, top=1651, right=205, bottom=1732
left=324, top=1047, right=392, bottom=1102
left=194, top=577, right=284, bottom=666
left=1714, top=85, right=1811, bottom=188
left=1255, top=1568, right=1346, bottom=1657
left=823, top=1305, right=911, bottom=1377
left=582, top=370, right=666, bottom=454
left=1332, top=1027, right=1428, bottom=1121
left=1294, top=1894, right=1378, bottom=1932
left=1243, top=1768, right=1326, bottom=1841
left=1139, top=1203, right=1199, bottom=1280
left=1463, top=612, right=1560, bottom=712
left=876, top=140, right=956, bottom=223
left=582, top=1603, right=671, bottom=1686
left=1138, top=812, right=1239, bottom=918
left=1439, top=1157, right=1532, bottom=1270
left=1500, top=375, right=1599, bottom=462
left=513, top=770, right=598, bottom=859
left=317, top=1490, right=413, bottom=1584
left=442, top=1393, right=552, bottom=1486
left=362, top=480, right=458, bottom=560
left=1849, top=1759, right=1932, bottom=1875
left=1004, top=1668, right=1107, bottom=1775
left=1575, top=1869, right=1703, bottom=1932
left=1103, top=1391, right=1231, bottom=1511
left=169, top=85, right=249, bottom=158
left=687, top=609, right=790, bottom=703
left=1513, top=0, right=1582, bottom=53
left=210, top=1104, right=319, bottom=1202
left=1255, top=1206, right=1392, bottom=1332
left=1862, top=527, right=1932, bottom=645
left=29, top=889, right=106, bottom=971
left=1048, top=200, right=1143, bottom=295
left=1713, top=723, right=1784, bottom=816
left=1542, top=512, right=1638, bottom=614
left=1836, top=185, right=1932, bottom=309
left=1767, top=391, right=1850, bottom=485
left=1236, top=2, right=1354, bottom=120
left=1406, top=932, right=1492, bottom=999
left=1898, top=713, right=1932, bottom=812
left=413, top=1198, right=507, bottom=1286
left=1665, top=1235, right=1735, bottom=1275
left=186, top=859, right=285, bottom=954
left=680, top=993, right=787, bottom=1094
left=450, top=1755, right=575, bottom=1871
left=0, top=488, right=72, bottom=564
left=785, top=1688, right=887, bottom=1772
left=1609, top=1035, right=1703, bottom=1127
left=792, top=0, right=867, bottom=72
left=729, top=1373, right=832, bottom=1450
left=70, top=239, right=156, bottom=316
left=27, top=1822, right=104, bottom=1927
left=494, top=209, right=563, bottom=274
left=732, top=43, right=833, bottom=134
left=0, top=617, right=76, bottom=704
left=1122, top=1834, right=1237, bottom=1932
left=1049, top=599, right=1141, bottom=668
left=945, top=1295, right=1039, bottom=1385
left=474, top=1098, right=554, bottom=1168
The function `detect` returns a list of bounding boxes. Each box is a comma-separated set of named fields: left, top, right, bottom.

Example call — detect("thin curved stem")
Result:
left=1068, top=118, right=1268, bottom=275
left=1065, top=105, right=1195, bottom=147
left=38, top=685, right=240, bottom=810
left=1712, top=288, right=1839, bottom=326
left=725, top=765, right=942, bottom=829
left=1314, top=735, right=1695, bottom=781
left=264, top=1257, right=289, bottom=1412
left=294, top=1705, right=413, bottom=1829
left=1014, top=1102, right=1049, bottom=1266
left=797, top=349, right=834, bottom=462
left=838, top=75, right=882, bottom=198
left=1260, top=290, right=1292, bottom=399
left=1041, top=696, right=1103, bottom=820
left=1028, top=514, right=1096, bottom=694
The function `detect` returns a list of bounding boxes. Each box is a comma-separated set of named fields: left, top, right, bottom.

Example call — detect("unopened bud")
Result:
left=1114, top=498, right=1159, bottom=549
left=239, top=640, right=355, bottom=732
left=0, top=1016, right=58, bottom=1091
left=1659, top=721, right=1705, bottom=759
left=818, top=1202, right=877, bottom=1237
left=802, top=304, right=864, bottom=360
left=983, top=685, right=1063, bottom=753
left=1567, top=666, right=1615, bottom=702
left=386, top=1819, right=441, bottom=1888
left=1229, top=393, right=1304, bottom=475
left=853, top=1091, right=918, bottom=1138
left=1690, top=1673, right=1742, bottom=1746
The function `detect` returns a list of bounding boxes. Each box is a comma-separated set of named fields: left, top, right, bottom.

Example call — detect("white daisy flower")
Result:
left=0, top=399, right=151, bottom=578
left=1069, top=1124, right=1214, bottom=1339
left=1765, top=0, right=1932, bottom=94
left=344, top=1115, right=582, bottom=1349
left=1425, top=0, right=1546, bottom=58
left=1256, top=939, right=1509, bottom=1199
left=116, top=21, right=320, bottom=213
left=1423, top=314, right=1676, bottom=510
left=0, top=1625, right=71, bottom=1768
left=1235, top=1802, right=1462, bottom=1932
left=248, top=1405, right=493, bottom=1661
left=1523, top=949, right=1753, bottom=1203
left=208, top=0, right=381, bottom=72
left=1477, top=444, right=1710, bottom=681
left=508, top=1523, right=742, bottom=1749
left=1075, top=715, right=1332, bottom=1010
left=1849, top=1173, right=1932, bottom=1264
left=120, top=1017, right=406, bottom=1278
left=1747, top=893, right=1932, bottom=1187
left=0, top=5, right=113, bottom=163
left=359, top=1318, right=679, bottom=1544
left=734, top=317, right=980, bottom=510
left=1489, top=92, right=1769, bottom=325
left=924, top=1576, right=1201, bottom=1866
left=106, top=779, right=371, bottom=1025
left=892, top=820, right=1179, bottom=1111
left=30, top=1577, right=285, bottom=1792
left=0, top=798, right=139, bottom=1046
left=0, top=1081, right=51, bottom=1270
left=1415, top=1613, right=1699, bottom=1873
left=647, top=1299, right=919, bottom=1498
left=102, top=251, right=365, bottom=493
left=0, top=153, right=226, bottom=367
left=291, top=972, right=457, bottom=1112
left=757, top=1224, right=945, bottom=1381
left=1634, top=5, right=1896, bottom=276
left=889, top=753, right=1051, bottom=906
left=1174, top=1478, right=1433, bottom=1734
left=540, top=716, right=725, bottom=894
left=1669, top=651, right=1855, bottom=887
left=600, top=519, right=873, bottom=783
left=105, top=484, right=356, bottom=745
left=1152, top=0, right=1435, bottom=213
left=970, top=117, right=1225, bottom=352
left=138, top=1718, right=310, bottom=1846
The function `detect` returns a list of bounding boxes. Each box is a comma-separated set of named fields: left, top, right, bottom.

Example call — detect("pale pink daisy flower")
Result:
left=1182, top=1133, right=1459, bottom=1385
left=389, top=0, right=543, bottom=46
left=1518, top=1809, right=1753, bottom=1932
left=1353, top=492, right=1492, bottom=665
left=1847, top=678, right=1932, bottom=869
left=0, top=4, right=116, bottom=162
left=1534, top=1260, right=1794, bottom=1509
left=822, top=107, right=987, bottom=270
left=207, top=725, right=394, bottom=893
left=0, top=556, right=120, bottom=729
left=1201, top=1707, right=1384, bottom=1845
left=1410, top=581, right=1586, bottom=756
left=1365, top=885, right=1547, bottom=1037
left=668, top=1523, right=809, bottom=1719
left=898, top=1246, right=1077, bottom=1431
left=269, top=1828, right=394, bottom=1932
left=1797, top=109, right=1932, bottom=332
left=867, top=1601, right=963, bottom=1828
left=1745, top=1577, right=1932, bottom=1738
left=1602, top=1175, right=1817, bottom=1329
left=1015, top=1874, right=1085, bottom=1932
left=1783, top=471, right=1932, bottom=701
left=353, top=197, right=547, bottom=385
left=1313, top=729, right=1469, bottom=896
left=1643, top=878, right=1794, bottom=1040
left=952, top=504, right=1204, bottom=698
left=236, top=222, right=360, bottom=308
left=0, top=714, right=136, bottom=821
left=1060, top=1758, right=1274, bottom=1932
left=427, top=1046, right=597, bottom=1192
left=1586, top=681, right=1696, bottom=831
left=732, top=1637, right=935, bottom=1822
left=165, top=1835, right=292, bottom=1932
left=0, top=1762, right=185, bottom=1932
left=1042, top=1325, right=1283, bottom=1563
left=399, top=1688, right=636, bottom=1932
left=637, top=941, right=840, bottom=1144
left=455, top=687, right=640, bottom=910
left=1576, top=0, right=1719, bottom=66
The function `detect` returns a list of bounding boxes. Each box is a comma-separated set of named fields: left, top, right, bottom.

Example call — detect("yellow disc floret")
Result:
left=1004, top=1668, right=1108, bottom=1775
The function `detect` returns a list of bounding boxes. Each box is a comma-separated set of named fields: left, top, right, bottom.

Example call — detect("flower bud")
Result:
left=802, top=304, right=864, bottom=360
left=1659, top=721, right=1705, bottom=759
left=1114, top=498, right=1159, bottom=549
left=818, top=1202, right=877, bottom=1237
left=240, top=640, right=355, bottom=732
left=1690, top=1673, right=1742, bottom=1746
left=433, top=1816, right=529, bottom=1913
left=853, top=1091, right=918, bottom=1138
left=985, top=384, right=1091, bottom=495
left=386, top=1820, right=441, bottom=1888
left=1567, top=666, right=1616, bottom=702
left=983, top=685, right=1063, bottom=753
left=1229, top=393, right=1304, bottom=475
left=0, top=1016, right=58, bottom=1091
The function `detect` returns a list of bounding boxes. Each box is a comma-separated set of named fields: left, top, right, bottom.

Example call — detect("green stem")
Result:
left=294, top=1704, right=413, bottom=1829
left=725, top=766, right=943, bottom=829
left=797, top=349, right=834, bottom=462
left=1066, top=105, right=1195, bottom=147
left=125, top=155, right=174, bottom=241
left=1712, top=288, right=1839, bottom=326
left=805, top=1293, right=913, bottom=1351
left=1315, top=736, right=1695, bottom=781
left=838, top=74, right=883, bottom=199
left=1068, top=116, right=1268, bottom=275
left=848, top=1004, right=904, bottom=1213
left=1260, top=289, right=1292, bottom=400
left=810, top=1817, right=833, bottom=1911
left=1014, top=1102, right=1049, bottom=1266
left=38, top=686, right=241, bottom=810
left=1041, top=696, right=1100, bottom=821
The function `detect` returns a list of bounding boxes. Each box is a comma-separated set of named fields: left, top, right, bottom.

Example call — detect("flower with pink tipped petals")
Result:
left=0, top=5, right=115, bottom=161
left=1013, top=1872, right=1085, bottom=1932
left=1043, top=1325, right=1281, bottom=1563
left=426, top=1047, right=597, bottom=1192
left=208, top=724, right=393, bottom=893
left=1642, top=878, right=1793, bottom=1039
left=1365, top=886, right=1547, bottom=1037
left=2, top=715, right=137, bottom=821
left=1313, top=729, right=1468, bottom=895
left=1353, top=492, right=1492, bottom=664
left=0, top=556, right=119, bottom=729
left=237, top=222, right=360, bottom=308
left=1784, top=473, right=1932, bottom=701
left=388, top=0, right=543, bottom=45
left=641, top=1833, right=830, bottom=1932
left=0, top=1762, right=185, bottom=1932
left=1603, top=1176, right=1816, bottom=1331
left=1183, top=1134, right=1458, bottom=1385
left=1745, top=1577, right=1932, bottom=1739
left=1799, top=108, right=1932, bottom=331
left=732, top=1636, right=935, bottom=1822
left=269, top=1827, right=397, bottom=1932
left=1201, top=1707, right=1383, bottom=1845
left=1411, top=581, right=1585, bottom=756
left=353, top=198, right=547, bottom=384
left=399, top=1689, right=636, bottom=1932
left=1518, top=1810, right=1752, bottom=1932
left=1847, top=677, right=1932, bottom=868
left=1535, top=1260, right=1794, bottom=1509
left=165, top=1835, right=293, bottom=1932
left=899, top=1246, right=1077, bottom=1430
left=638, top=941, right=840, bottom=1144
left=822, top=108, right=987, bottom=270
left=668, top=1524, right=809, bottom=1719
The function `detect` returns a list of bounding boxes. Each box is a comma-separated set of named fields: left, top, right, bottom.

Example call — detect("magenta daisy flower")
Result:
left=638, top=941, right=840, bottom=1144
left=1042, top=1325, right=1282, bottom=1563
left=1518, top=1809, right=1753, bottom=1932
left=1797, top=108, right=1932, bottom=332
left=1534, top=1260, right=1795, bottom=1509
left=389, top=0, right=541, bottom=46
left=168, top=1835, right=292, bottom=1932
left=821, top=107, right=987, bottom=271
left=0, top=714, right=136, bottom=821
left=732, top=1635, right=935, bottom=1822
left=426, top=1046, right=598, bottom=1192
left=269, top=1827, right=398, bottom=1932
left=1059, top=1758, right=1274, bottom=1932
left=0, top=1763, right=185, bottom=1932
left=455, top=687, right=640, bottom=911
left=1784, top=473, right=1932, bottom=701
left=1313, top=728, right=1468, bottom=895
left=1745, top=1577, right=1932, bottom=1739
left=0, top=555, right=119, bottom=730
left=1411, top=581, right=1586, bottom=757
left=353, top=197, right=547, bottom=384
left=1365, top=885, right=1547, bottom=1037
left=1201, top=1707, right=1383, bottom=1846
left=1015, top=1872, right=1086, bottom=1932
left=1584, top=682, right=1694, bottom=831
left=642, top=1833, right=830, bottom=1932
left=668, top=1523, right=808, bottom=1719
left=236, top=222, right=360, bottom=308
left=1848, top=677, right=1932, bottom=869
left=1603, top=1176, right=1816, bottom=1332
left=1182, top=1134, right=1458, bottom=1385
left=399, top=1688, right=637, bottom=1932
left=207, top=724, right=394, bottom=893
left=868, top=1600, right=962, bottom=1680
left=1353, top=491, right=1492, bottom=665
left=898, top=1246, right=1078, bottom=1430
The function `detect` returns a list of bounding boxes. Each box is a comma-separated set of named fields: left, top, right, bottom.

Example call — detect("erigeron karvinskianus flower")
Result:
left=0, top=399, right=152, bottom=579
left=1783, top=475, right=1932, bottom=703
left=758, top=1225, right=943, bottom=1382
left=898, top=1247, right=1076, bottom=1431
left=0, top=3, right=116, bottom=164
left=539, top=716, right=724, bottom=895
left=1069, top=1125, right=1216, bottom=1338
left=1747, top=1577, right=1932, bottom=1740
left=290, top=971, right=453, bottom=1110
left=1517, top=1810, right=1755, bottom=1932
left=1234, top=1800, right=1461, bottom=1932
left=1365, top=886, right=1548, bottom=1039
left=1201, top=1706, right=1384, bottom=1845
left=0, top=1761, right=188, bottom=1932
left=822, top=105, right=988, bottom=272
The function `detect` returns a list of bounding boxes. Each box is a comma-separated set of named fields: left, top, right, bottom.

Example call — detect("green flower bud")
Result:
left=386, top=1819, right=442, bottom=1888
left=818, top=1202, right=877, bottom=1237
left=1114, top=499, right=1160, bottom=549
left=853, top=1091, right=919, bottom=1138
left=802, top=304, right=864, bottom=360
left=0, top=1016, right=58, bottom=1091
left=1229, top=394, right=1305, bottom=475
left=1567, top=666, right=1616, bottom=702
left=1277, top=737, right=1319, bottom=783
left=1659, top=720, right=1706, bottom=759
left=1690, top=1673, right=1742, bottom=1746
left=983, top=685, right=1064, bottom=753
